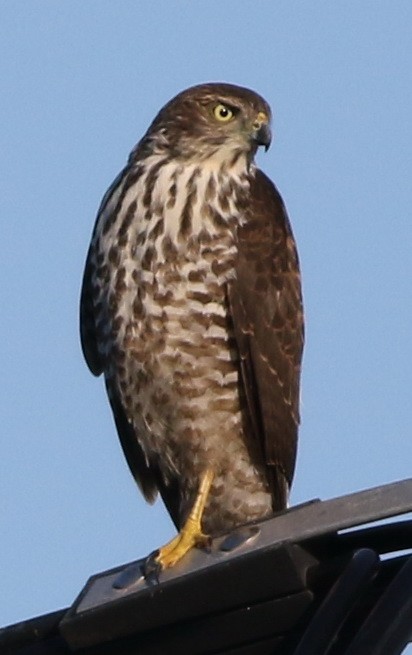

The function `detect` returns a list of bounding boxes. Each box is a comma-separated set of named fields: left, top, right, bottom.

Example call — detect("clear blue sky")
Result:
left=1, top=1, right=412, bottom=642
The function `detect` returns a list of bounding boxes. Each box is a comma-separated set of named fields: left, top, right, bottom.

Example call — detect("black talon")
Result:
left=141, top=550, right=162, bottom=585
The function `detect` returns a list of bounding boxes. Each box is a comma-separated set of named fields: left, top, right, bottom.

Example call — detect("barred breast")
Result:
left=90, top=154, right=274, bottom=533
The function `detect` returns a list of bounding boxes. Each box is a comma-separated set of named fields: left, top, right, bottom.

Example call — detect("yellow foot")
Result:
left=143, top=469, right=214, bottom=581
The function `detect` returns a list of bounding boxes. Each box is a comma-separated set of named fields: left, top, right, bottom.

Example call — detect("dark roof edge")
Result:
left=0, top=608, right=67, bottom=653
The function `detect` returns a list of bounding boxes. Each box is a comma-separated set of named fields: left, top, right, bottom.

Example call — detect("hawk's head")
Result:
left=136, top=83, right=272, bottom=165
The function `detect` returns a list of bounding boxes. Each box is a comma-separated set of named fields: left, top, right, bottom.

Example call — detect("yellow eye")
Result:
left=213, top=103, right=234, bottom=122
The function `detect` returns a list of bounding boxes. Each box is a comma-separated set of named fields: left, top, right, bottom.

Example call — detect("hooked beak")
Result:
left=252, top=111, right=272, bottom=151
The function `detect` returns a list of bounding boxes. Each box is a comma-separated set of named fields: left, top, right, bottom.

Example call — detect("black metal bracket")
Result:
left=1, top=478, right=412, bottom=655
left=58, top=478, right=412, bottom=652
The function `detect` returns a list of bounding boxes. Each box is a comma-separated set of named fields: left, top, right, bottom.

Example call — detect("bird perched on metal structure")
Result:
left=80, top=82, right=304, bottom=575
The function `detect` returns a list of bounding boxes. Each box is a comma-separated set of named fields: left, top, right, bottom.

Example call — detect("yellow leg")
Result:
left=150, top=469, right=214, bottom=573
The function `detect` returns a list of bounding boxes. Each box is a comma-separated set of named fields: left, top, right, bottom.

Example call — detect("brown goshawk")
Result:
left=80, top=83, right=304, bottom=573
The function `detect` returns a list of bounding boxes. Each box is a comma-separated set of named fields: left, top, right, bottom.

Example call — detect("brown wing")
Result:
left=80, top=243, right=103, bottom=376
left=229, top=169, right=304, bottom=510
left=79, top=222, right=161, bottom=510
